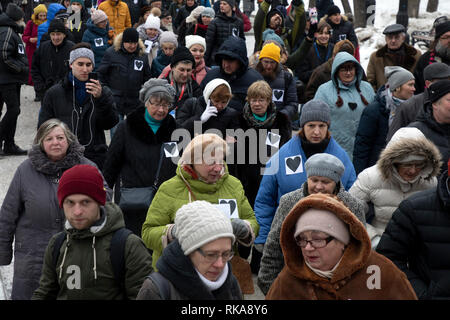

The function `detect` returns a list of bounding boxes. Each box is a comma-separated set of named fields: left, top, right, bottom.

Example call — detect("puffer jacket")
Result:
left=377, top=170, right=450, bottom=300
left=81, top=19, right=112, bottom=69
left=31, top=37, right=75, bottom=98
left=98, top=0, right=132, bottom=36
left=253, top=132, right=356, bottom=245
left=137, top=240, right=242, bottom=300
left=408, top=101, right=450, bottom=174
left=257, top=182, right=367, bottom=295
left=265, top=193, right=417, bottom=300
left=367, top=43, right=422, bottom=91
left=38, top=75, right=119, bottom=169
left=141, top=162, right=259, bottom=270
left=32, top=202, right=153, bottom=300
left=204, top=11, right=245, bottom=66
left=0, top=142, right=109, bottom=300
left=37, top=3, right=65, bottom=47
left=97, top=32, right=151, bottom=115
left=0, top=12, right=28, bottom=85
left=314, top=52, right=375, bottom=159
left=200, top=36, right=264, bottom=113
left=349, top=127, right=442, bottom=244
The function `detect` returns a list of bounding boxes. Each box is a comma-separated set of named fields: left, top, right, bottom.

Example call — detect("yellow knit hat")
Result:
left=32, top=4, right=47, bottom=25
left=259, top=42, right=281, bottom=63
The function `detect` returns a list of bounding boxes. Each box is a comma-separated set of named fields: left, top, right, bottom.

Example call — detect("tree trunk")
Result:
left=397, top=0, right=409, bottom=28
left=408, top=0, right=421, bottom=18
left=353, top=0, right=367, bottom=28
left=427, top=0, right=439, bottom=12
left=341, top=0, right=353, bottom=15
left=309, top=0, right=316, bottom=8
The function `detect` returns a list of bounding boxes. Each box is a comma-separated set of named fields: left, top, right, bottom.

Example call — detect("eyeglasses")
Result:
left=339, top=65, right=356, bottom=73
left=149, top=101, right=170, bottom=109
left=398, top=162, right=426, bottom=170
left=440, top=35, right=450, bottom=41
left=250, top=99, right=267, bottom=104
left=295, top=236, right=335, bottom=248
left=197, top=248, right=234, bottom=263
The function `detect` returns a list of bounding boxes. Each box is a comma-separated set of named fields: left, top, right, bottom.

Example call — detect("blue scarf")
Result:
left=145, top=109, right=162, bottom=134
left=68, top=72, right=87, bottom=106
left=253, top=112, right=268, bottom=122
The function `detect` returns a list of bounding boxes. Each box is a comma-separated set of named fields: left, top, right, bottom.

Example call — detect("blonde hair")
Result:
left=247, top=80, right=272, bottom=101
left=179, top=134, right=229, bottom=165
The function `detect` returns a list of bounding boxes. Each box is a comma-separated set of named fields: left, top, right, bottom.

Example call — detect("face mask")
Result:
left=71, top=5, right=81, bottom=12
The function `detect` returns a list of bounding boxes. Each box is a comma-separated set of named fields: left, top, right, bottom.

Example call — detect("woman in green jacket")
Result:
left=141, top=133, right=259, bottom=270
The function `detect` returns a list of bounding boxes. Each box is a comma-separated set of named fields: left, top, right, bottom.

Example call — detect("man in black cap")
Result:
left=0, top=3, right=28, bottom=156
left=31, top=19, right=75, bottom=104
left=98, top=27, right=151, bottom=136
left=367, top=23, right=422, bottom=91
left=408, top=79, right=450, bottom=173
left=414, top=20, right=450, bottom=94
left=387, top=62, right=450, bottom=141
left=160, top=46, right=202, bottom=110
left=325, top=4, right=358, bottom=52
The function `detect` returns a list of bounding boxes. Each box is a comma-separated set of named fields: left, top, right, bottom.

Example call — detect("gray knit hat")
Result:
left=385, top=66, right=415, bottom=92
left=69, top=47, right=95, bottom=67
left=159, top=31, right=178, bottom=47
left=201, top=7, right=215, bottom=18
left=305, top=153, right=345, bottom=183
left=175, top=201, right=235, bottom=255
left=299, top=100, right=331, bottom=128
left=139, top=78, right=176, bottom=103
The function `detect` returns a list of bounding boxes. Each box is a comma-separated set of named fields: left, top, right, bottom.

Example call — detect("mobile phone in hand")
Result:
left=88, top=72, right=98, bottom=81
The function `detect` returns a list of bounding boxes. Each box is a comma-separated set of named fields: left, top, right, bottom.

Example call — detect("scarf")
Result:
left=68, top=72, right=87, bottom=106
left=384, top=88, right=406, bottom=126
left=195, top=263, right=229, bottom=292
left=300, top=134, right=330, bottom=159
left=305, top=255, right=344, bottom=279
left=145, top=108, right=163, bottom=134
left=242, top=102, right=277, bottom=128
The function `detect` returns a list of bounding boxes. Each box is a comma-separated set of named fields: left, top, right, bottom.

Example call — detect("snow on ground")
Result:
left=0, top=0, right=449, bottom=300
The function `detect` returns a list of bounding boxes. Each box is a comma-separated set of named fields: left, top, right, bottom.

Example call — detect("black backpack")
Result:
left=52, top=228, right=132, bottom=291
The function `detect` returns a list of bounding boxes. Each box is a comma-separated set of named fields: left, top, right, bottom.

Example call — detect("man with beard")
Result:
left=414, top=21, right=450, bottom=94
left=0, top=3, right=28, bottom=156
left=255, top=42, right=298, bottom=121
left=367, top=24, right=421, bottom=91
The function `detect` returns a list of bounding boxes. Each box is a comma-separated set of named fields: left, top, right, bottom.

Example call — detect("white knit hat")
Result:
left=144, top=14, right=161, bottom=30
left=203, top=78, right=232, bottom=102
left=185, top=35, right=206, bottom=50
left=175, top=201, right=235, bottom=255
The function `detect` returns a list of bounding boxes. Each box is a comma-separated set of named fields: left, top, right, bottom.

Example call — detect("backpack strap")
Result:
left=110, top=228, right=133, bottom=293
left=147, top=272, right=171, bottom=300
left=52, top=232, right=67, bottom=269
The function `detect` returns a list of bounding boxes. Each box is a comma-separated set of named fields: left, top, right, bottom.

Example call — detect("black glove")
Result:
left=291, top=0, right=303, bottom=7
left=307, top=21, right=318, bottom=39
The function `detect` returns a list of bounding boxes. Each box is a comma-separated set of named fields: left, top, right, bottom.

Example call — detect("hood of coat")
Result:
left=86, top=18, right=110, bottom=35
left=113, top=32, right=146, bottom=55
left=214, top=36, right=249, bottom=74
left=28, top=141, right=85, bottom=176
left=280, top=193, right=371, bottom=283
left=176, top=161, right=230, bottom=195
left=377, top=127, right=442, bottom=182
left=46, top=3, right=66, bottom=22
left=0, top=12, right=21, bottom=30
left=331, top=51, right=364, bottom=88
left=64, top=202, right=125, bottom=239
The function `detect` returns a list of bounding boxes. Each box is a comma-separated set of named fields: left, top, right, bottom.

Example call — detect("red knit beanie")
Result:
left=57, top=164, right=106, bottom=207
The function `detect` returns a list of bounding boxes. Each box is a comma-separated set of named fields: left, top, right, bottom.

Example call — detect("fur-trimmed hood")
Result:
left=377, top=127, right=442, bottom=182
left=280, top=193, right=371, bottom=284
left=113, top=32, right=146, bottom=55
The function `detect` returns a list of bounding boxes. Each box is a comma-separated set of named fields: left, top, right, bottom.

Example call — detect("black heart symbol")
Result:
left=164, top=142, right=176, bottom=155
left=220, top=200, right=237, bottom=215
left=135, top=61, right=143, bottom=69
left=269, top=132, right=280, bottom=145
left=273, top=90, right=283, bottom=100
left=95, top=39, right=102, bottom=45
left=286, top=156, right=301, bottom=172
left=348, top=102, right=357, bottom=110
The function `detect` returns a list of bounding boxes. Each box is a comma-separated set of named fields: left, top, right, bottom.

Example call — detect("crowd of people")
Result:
left=0, top=0, right=450, bottom=301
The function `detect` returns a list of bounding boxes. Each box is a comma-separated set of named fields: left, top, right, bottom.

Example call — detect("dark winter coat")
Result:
left=408, top=102, right=450, bottom=174
left=31, top=37, right=75, bottom=98
left=137, top=239, right=242, bottom=300
left=122, top=0, right=146, bottom=26
left=0, top=12, right=28, bottom=85
left=151, top=48, right=171, bottom=78
left=176, top=96, right=241, bottom=138
left=386, top=90, right=427, bottom=142
left=97, top=32, right=151, bottom=115
left=66, top=9, right=89, bottom=44
left=413, top=50, right=450, bottom=94
left=201, top=37, right=264, bottom=113
left=261, top=64, right=299, bottom=121
left=160, top=69, right=202, bottom=110
left=296, top=41, right=334, bottom=85
left=325, top=15, right=358, bottom=49
left=353, top=85, right=390, bottom=174
left=0, top=142, right=104, bottom=300
left=39, top=76, right=119, bottom=169
left=81, top=19, right=111, bottom=69
left=174, top=3, right=198, bottom=32
left=234, top=102, right=291, bottom=207
left=377, top=171, right=450, bottom=300
left=32, top=202, right=153, bottom=300
left=204, top=11, right=245, bottom=66
left=367, top=43, right=421, bottom=91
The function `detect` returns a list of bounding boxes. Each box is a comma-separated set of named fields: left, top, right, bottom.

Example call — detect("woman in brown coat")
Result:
left=266, top=193, right=417, bottom=300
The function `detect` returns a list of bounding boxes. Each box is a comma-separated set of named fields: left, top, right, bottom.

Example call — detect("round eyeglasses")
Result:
left=197, top=248, right=234, bottom=263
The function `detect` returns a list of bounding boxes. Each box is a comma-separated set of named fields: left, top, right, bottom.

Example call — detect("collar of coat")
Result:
left=376, top=43, right=418, bottom=70
left=280, top=193, right=371, bottom=284
left=113, top=32, right=146, bottom=55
